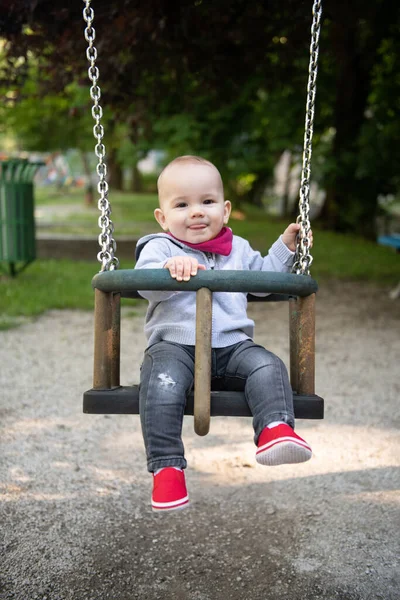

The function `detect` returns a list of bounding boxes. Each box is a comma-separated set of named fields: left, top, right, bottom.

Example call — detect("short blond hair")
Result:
left=157, top=155, right=222, bottom=196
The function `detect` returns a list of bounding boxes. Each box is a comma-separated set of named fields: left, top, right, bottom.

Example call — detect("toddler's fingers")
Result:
left=190, top=259, right=198, bottom=276
left=183, top=258, right=192, bottom=281
left=175, top=259, right=185, bottom=281
left=190, top=259, right=205, bottom=276
left=165, top=260, right=177, bottom=278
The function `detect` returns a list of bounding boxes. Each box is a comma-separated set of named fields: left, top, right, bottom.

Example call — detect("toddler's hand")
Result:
left=164, top=256, right=206, bottom=281
left=281, top=223, right=313, bottom=252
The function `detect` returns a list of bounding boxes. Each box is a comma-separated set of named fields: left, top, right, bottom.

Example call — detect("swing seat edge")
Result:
left=83, top=386, right=324, bottom=419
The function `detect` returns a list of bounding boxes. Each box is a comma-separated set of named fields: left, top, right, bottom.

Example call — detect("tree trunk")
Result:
left=249, top=171, right=274, bottom=208
left=282, top=151, right=293, bottom=218
left=108, top=147, right=124, bottom=191
left=130, top=163, right=143, bottom=193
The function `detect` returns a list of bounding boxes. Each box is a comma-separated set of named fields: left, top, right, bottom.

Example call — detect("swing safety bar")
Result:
left=86, top=270, right=323, bottom=436
left=92, top=269, right=318, bottom=296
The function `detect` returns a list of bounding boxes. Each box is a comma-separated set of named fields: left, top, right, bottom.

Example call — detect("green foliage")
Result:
left=115, top=124, right=151, bottom=169
left=1, top=1, right=400, bottom=236
left=151, top=78, right=308, bottom=204
left=357, top=35, right=400, bottom=193
left=0, top=60, right=94, bottom=152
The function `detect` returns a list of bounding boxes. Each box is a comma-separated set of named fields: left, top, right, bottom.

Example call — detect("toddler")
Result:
left=135, top=155, right=313, bottom=512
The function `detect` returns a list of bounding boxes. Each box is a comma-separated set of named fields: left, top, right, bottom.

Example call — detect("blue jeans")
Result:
left=139, top=340, right=294, bottom=472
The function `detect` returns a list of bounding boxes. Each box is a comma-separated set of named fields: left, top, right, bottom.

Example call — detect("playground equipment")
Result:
left=82, top=0, right=324, bottom=435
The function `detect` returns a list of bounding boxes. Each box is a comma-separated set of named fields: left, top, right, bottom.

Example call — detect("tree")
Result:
left=0, top=53, right=97, bottom=203
left=0, top=0, right=315, bottom=197
left=0, top=56, right=135, bottom=201
left=1, top=0, right=400, bottom=236
left=318, top=0, right=400, bottom=236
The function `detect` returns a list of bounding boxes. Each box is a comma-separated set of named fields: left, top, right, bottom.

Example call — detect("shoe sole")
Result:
left=152, top=498, right=190, bottom=513
left=256, top=439, right=312, bottom=466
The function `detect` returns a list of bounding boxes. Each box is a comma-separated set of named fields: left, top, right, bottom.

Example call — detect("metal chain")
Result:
left=292, top=0, right=322, bottom=276
left=83, top=0, right=119, bottom=271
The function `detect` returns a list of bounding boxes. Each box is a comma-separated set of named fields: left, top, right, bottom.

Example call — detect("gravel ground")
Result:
left=1, top=281, right=399, bottom=600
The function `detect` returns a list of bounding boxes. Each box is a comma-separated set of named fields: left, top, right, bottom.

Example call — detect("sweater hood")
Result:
left=135, top=232, right=185, bottom=261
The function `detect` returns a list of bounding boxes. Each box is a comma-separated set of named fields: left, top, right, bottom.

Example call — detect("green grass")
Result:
left=33, top=185, right=85, bottom=206
left=0, top=260, right=97, bottom=318
left=35, top=186, right=158, bottom=235
left=0, top=257, right=138, bottom=329
left=231, top=214, right=400, bottom=284
left=1, top=186, right=399, bottom=329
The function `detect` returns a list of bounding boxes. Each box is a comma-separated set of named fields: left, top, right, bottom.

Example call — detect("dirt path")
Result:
left=1, top=282, right=399, bottom=600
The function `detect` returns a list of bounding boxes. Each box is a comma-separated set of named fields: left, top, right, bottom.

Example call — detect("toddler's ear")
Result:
left=154, top=208, right=168, bottom=231
left=224, top=200, right=232, bottom=224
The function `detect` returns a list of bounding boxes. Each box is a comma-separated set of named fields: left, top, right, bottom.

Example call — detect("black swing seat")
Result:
left=83, top=385, right=324, bottom=419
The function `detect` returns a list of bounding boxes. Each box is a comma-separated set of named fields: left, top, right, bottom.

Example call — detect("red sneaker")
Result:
left=256, top=423, right=312, bottom=466
left=152, top=468, right=189, bottom=512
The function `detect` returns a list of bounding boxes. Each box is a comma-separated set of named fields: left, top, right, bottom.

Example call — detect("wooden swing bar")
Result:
left=84, top=270, right=323, bottom=435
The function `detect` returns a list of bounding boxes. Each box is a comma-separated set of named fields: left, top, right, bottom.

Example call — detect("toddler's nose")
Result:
left=190, top=205, right=205, bottom=217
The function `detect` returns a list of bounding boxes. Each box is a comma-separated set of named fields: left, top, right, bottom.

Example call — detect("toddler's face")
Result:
left=154, top=163, right=231, bottom=244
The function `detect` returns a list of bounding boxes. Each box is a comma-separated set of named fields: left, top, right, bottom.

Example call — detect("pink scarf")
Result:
left=168, top=227, right=233, bottom=256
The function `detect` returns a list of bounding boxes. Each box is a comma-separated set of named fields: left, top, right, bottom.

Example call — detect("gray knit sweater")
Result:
left=135, top=232, right=295, bottom=347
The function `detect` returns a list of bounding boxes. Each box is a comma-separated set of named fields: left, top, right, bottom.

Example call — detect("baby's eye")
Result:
left=175, top=202, right=187, bottom=208
left=203, top=199, right=214, bottom=204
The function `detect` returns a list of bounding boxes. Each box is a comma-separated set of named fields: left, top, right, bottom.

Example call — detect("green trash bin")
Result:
left=0, top=159, right=45, bottom=276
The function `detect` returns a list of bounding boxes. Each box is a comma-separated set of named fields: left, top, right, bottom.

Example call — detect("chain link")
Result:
left=83, top=0, right=119, bottom=271
left=292, top=0, right=322, bottom=276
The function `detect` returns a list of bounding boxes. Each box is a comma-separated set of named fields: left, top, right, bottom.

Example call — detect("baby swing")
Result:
left=82, top=0, right=324, bottom=436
